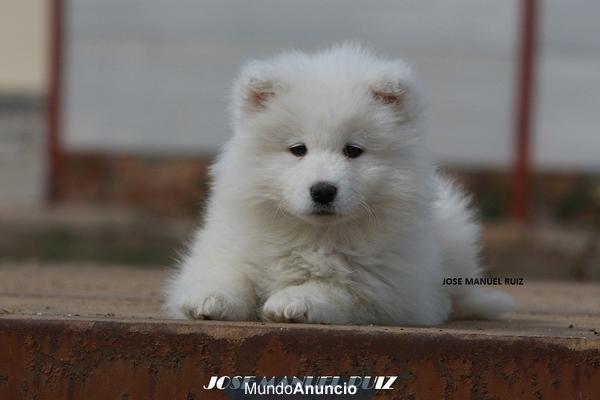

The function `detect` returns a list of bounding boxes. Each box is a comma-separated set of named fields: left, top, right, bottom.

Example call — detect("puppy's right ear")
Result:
left=234, top=61, right=281, bottom=114
left=241, top=77, right=276, bottom=112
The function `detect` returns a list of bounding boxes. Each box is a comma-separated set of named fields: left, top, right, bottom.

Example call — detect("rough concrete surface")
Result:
left=1, top=262, right=599, bottom=339
left=1, top=262, right=599, bottom=399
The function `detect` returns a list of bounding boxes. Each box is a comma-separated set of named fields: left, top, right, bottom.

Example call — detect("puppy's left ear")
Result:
left=369, top=64, right=421, bottom=122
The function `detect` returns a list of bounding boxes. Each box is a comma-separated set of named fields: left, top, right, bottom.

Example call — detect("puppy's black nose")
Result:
left=310, top=182, right=338, bottom=205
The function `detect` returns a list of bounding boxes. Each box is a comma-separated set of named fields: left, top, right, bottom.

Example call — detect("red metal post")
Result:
left=47, top=0, right=65, bottom=203
left=511, top=0, right=539, bottom=222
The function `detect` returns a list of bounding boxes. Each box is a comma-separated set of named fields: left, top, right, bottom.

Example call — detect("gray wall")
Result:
left=64, top=0, right=600, bottom=170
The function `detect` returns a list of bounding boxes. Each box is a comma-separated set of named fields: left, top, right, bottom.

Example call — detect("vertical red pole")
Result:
left=511, top=0, right=538, bottom=222
left=47, top=0, right=65, bottom=203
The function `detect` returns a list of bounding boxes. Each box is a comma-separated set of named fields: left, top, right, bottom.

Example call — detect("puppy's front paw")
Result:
left=180, top=292, right=248, bottom=321
left=181, top=292, right=232, bottom=320
left=261, top=291, right=311, bottom=323
left=260, top=283, right=361, bottom=324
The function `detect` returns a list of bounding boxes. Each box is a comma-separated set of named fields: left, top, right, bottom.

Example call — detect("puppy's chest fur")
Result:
left=249, top=241, right=385, bottom=300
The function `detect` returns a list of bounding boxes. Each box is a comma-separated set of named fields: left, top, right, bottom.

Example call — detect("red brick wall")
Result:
left=59, top=153, right=211, bottom=217
left=59, top=152, right=599, bottom=224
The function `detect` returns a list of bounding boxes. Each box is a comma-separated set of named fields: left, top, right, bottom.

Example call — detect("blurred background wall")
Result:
left=0, top=0, right=47, bottom=207
left=0, top=0, right=598, bottom=277
left=0, top=1, right=47, bottom=93
left=61, top=0, right=600, bottom=169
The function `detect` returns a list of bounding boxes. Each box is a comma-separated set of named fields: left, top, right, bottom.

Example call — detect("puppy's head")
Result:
left=229, top=44, right=426, bottom=226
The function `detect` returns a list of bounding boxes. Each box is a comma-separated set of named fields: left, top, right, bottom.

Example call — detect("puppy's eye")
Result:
left=289, top=143, right=307, bottom=157
left=343, top=144, right=364, bottom=159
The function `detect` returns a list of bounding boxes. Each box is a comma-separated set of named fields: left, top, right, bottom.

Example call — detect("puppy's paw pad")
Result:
left=262, top=296, right=310, bottom=323
left=181, top=293, right=234, bottom=320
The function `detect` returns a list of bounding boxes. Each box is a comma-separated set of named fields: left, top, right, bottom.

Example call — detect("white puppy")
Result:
left=165, top=44, right=515, bottom=325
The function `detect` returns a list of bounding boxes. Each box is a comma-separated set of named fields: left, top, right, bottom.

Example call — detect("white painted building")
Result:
left=64, top=0, right=600, bottom=170
left=1, top=0, right=599, bottom=207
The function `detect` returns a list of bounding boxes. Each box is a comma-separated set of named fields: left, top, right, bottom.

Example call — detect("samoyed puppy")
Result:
left=165, top=44, right=515, bottom=326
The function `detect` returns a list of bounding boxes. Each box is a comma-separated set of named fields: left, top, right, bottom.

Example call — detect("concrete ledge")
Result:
left=1, top=315, right=599, bottom=399
left=1, top=263, right=599, bottom=398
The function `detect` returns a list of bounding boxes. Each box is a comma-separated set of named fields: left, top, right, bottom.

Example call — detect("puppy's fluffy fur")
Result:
left=165, top=44, right=515, bottom=325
